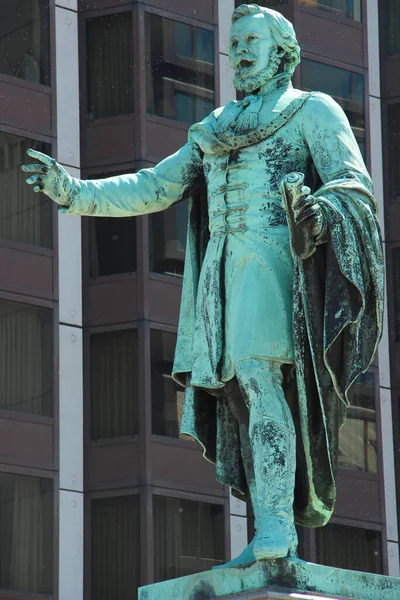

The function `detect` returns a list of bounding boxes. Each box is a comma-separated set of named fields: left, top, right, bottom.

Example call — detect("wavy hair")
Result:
left=231, top=4, right=301, bottom=75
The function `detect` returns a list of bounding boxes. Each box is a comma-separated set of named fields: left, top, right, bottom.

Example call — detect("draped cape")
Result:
left=172, top=95, right=384, bottom=527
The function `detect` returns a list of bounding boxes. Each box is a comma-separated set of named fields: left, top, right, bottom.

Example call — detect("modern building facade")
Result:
left=0, top=1, right=399, bottom=599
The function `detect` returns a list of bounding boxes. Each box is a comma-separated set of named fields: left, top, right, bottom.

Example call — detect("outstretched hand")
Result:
left=22, top=149, right=75, bottom=207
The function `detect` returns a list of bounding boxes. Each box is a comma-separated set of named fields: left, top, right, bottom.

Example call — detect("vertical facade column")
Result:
left=55, top=1, right=84, bottom=598
left=218, top=0, right=248, bottom=560
left=366, top=0, right=400, bottom=577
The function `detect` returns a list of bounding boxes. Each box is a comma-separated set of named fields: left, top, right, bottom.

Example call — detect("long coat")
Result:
left=173, top=92, right=384, bottom=528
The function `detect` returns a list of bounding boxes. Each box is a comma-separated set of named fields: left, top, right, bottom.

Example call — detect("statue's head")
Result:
left=229, top=4, right=301, bottom=93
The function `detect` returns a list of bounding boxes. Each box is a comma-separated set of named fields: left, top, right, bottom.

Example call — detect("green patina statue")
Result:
left=22, top=5, right=383, bottom=569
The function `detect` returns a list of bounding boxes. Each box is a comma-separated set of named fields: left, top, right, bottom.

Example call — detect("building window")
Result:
left=90, top=217, right=137, bottom=278
left=338, top=371, right=377, bottom=473
left=146, top=14, right=215, bottom=125
left=386, top=0, right=400, bottom=55
left=0, top=133, right=52, bottom=248
left=0, top=0, right=50, bottom=85
left=91, top=329, right=139, bottom=440
left=0, top=299, right=53, bottom=417
left=151, top=330, right=192, bottom=440
left=237, top=1, right=288, bottom=6
left=91, top=495, right=140, bottom=600
left=301, top=60, right=365, bottom=156
left=0, top=473, right=53, bottom=593
left=388, top=104, right=400, bottom=198
left=86, top=12, right=134, bottom=119
left=149, top=201, right=187, bottom=278
left=393, top=248, right=400, bottom=342
left=153, top=496, right=224, bottom=581
left=316, top=523, right=382, bottom=574
left=298, top=0, right=361, bottom=20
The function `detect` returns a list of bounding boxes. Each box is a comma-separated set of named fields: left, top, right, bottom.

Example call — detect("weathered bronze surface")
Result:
left=22, top=4, right=383, bottom=568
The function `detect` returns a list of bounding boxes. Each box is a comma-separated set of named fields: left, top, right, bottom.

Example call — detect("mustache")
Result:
left=232, top=54, right=259, bottom=68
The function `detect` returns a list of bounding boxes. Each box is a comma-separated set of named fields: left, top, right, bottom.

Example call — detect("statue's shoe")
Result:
left=212, top=538, right=256, bottom=570
left=253, top=516, right=298, bottom=560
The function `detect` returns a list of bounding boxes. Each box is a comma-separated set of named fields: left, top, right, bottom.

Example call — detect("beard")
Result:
left=233, top=47, right=281, bottom=94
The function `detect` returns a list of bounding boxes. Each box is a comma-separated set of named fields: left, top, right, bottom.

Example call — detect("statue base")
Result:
left=138, top=557, right=400, bottom=600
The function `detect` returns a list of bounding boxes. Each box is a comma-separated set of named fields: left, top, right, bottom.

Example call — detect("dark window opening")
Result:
left=0, top=299, right=53, bottom=417
left=151, top=330, right=192, bottom=441
left=89, top=216, right=137, bottom=278
left=154, top=496, right=224, bottom=581
left=0, top=133, right=52, bottom=248
left=301, top=59, right=365, bottom=157
left=149, top=201, right=187, bottom=278
left=338, top=371, right=378, bottom=473
left=388, top=104, right=400, bottom=198
left=91, top=496, right=140, bottom=600
left=0, top=473, right=53, bottom=593
left=385, top=0, right=400, bottom=55
left=86, top=12, right=134, bottom=119
left=146, top=14, right=215, bottom=125
left=393, top=247, right=400, bottom=342
left=0, top=0, right=50, bottom=85
left=91, top=329, right=139, bottom=440
left=316, top=523, right=383, bottom=574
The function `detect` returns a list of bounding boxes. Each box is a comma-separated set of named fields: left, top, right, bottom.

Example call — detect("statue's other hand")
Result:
left=22, top=149, right=75, bottom=207
left=292, top=189, right=326, bottom=242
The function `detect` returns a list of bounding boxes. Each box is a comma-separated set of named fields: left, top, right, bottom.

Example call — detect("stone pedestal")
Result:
left=138, top=557, right=400, bottom=600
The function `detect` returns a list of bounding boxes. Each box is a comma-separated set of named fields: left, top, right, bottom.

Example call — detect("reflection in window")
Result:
left=86, top=13, right=134, bottom=119
left=338, top=372, right=377, bottom=473
left=301, top=60, right=365, bottom=156
left=146, top=14, right=215, bottom=124
left=238, top=0, right=288, bottom=6
left=0, top=299, right=52, bottom=417
left=316, top=524, right=382, bottom=574
left=150, top=201, right=187, bottom=278
left=388, top=105, right=400, bottom=197
left=0, top=473, right=53, bottom=593
left=0, top=0, right=50, bottom=85
left=386, top=0, right=400, bottom=54
left=393, top=248, right=400, bottom=342
left=151, top=330, right=191, bottom=440
left=0, top=133, right=52, bottom=248
left=92, top=496, right=140, bottom=600
left=91, top=329, right=139, bottom=440
left=298, top=0, right=361, bottom=20
left=154, top=496, right=224, bottom=581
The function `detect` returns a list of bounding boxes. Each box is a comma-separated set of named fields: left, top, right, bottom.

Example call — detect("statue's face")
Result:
left=229, top=13, right=278, bottom=93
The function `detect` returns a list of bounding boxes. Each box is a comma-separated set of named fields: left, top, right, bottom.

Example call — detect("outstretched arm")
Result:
left=22, top=141, right=203, bottom=218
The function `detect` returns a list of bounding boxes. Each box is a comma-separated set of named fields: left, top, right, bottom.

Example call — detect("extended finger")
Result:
left=21, top=163, right=49, bottom=175
left=26, top=174, right=44, bottom=186
left=26, top=148, right=54, bottom=168
left=33, top=184, right=44, bottom=193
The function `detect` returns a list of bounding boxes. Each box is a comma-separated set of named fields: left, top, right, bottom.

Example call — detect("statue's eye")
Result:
left=247, top=35, right=256, bottom=42
left=231, top=39, right=238, bottom=49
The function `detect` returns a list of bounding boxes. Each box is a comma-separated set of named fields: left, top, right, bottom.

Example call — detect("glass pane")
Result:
left=316, top=523, right=382, bottom=574
left=86, top=13, right=134, bottom=119
left=146, top=14, right=215, bottom=124
left=386, top=0, right=400, bottom=54
left=298, top=0, right=361, bottom=20
left=0, top=473, right=53, bottom=593
left=151, top=330, right=191, bottom=440
left=0, top=132, right=52, bottom=248
left=241, top=0, right=288, bottom=6
left=0, top=0, right=50, bottom=85
left=338, top=372, right=377, bottom=473
left=154, top=496, right=224, bottom=581
left=91, top=329, right=139, bottom=439
left=301, top=60, right=365, bottom=155
left=92, top=496, right=140, bottom=600
left=393, top=248, right=400, bottom=342
left=0, top=299, right=53, bottom=416
left=149, top=201, right=188, bottom=278
left=388, top=104, right=400, bottom=197
left=90, top=217, right=137, bottom=277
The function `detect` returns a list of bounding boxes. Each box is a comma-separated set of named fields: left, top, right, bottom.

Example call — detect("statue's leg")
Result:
left=235, top=358, right=298, bottom=561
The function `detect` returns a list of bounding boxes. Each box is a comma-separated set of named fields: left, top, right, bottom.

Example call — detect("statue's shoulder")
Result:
left=299, top=90, right=345, bottom=121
